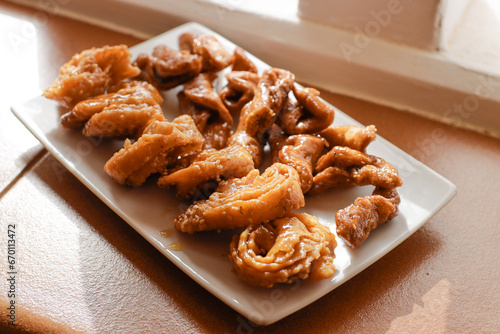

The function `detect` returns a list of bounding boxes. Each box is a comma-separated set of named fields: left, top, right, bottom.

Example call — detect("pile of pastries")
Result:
left=44, top=33, right=402, bottom=288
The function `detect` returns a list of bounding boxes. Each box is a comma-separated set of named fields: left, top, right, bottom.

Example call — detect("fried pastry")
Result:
left=64, top=81, right=164, bottom=139
left=178, top=32, right=196, bottom=53
left=308, top=167, right=354, bottom=194
left=201, top=121, right=233, bottom=151
left=157, top=113, right=206, bottom=164
left=319, top=124, right=377, bottom=152
left=228, top=68, right=295, bottom=167
left=219, top=71, right=260, bottom=114
left=219, top=48, right=259, bottom=113
left=311, top=146, right=402, bottom=194
left=236, top=68, right=294, bottom=136
left=104, top=115, right=203, bottom=186
left=269, top=125, right=327, bottom=193
left=134, top=44, right=202, bottom=90
left=83, top=104, right=164, bottom=139
left=349, top=156, right=402, bottom=189
left=315, top=146, right=373, bottom=171
left=44, top=45, right=140, bottom=108
left=229, top=212, right=337, bottom=288
left=177, top=91, right=210, bottom=130
left=336, top=187, right=400, bottom=248
left=179, top=72, right=233, bottom=149
left=157, top=144, right=254, bottom=199
left=231, top=47, right=258, bottom=73
left=178, top=91, right=232, bottom=150
left=183, top=72, right=232, bottom=124
left=179, top=33, right=232, bottom=72
left=226, top=131, right=263, bottom=168
left=279, top=85, right=335, bottom=135
left=61, top=80, right=163, bottom=129
left=311, top=145, right=402, bottom=247
left=174, top=163, right=305, bottom=233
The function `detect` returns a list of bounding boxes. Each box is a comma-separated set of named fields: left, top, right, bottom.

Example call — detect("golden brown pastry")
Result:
left=226, top=131, right=263, bottom=168
left=311, top=146, right=402, bottom=194
left=228, top=68, right=295, bottom=167
left=178, top=32, right=197, bottom=53
left=269, top=125, right=327, bottom=193
left=179, top=91, right=232, bottom=150
left=174, top=163, right=305, bottom=233
left=60, top=81, right=164, bottom=139
left=61, top=81, right=163, bottom=129
left=183, top=72, right=232, bottom=124
left=234, top=68, right=294, bottom=137
left=308, top=167, right=354, bottom=194
left=157, top=144, right=254, bottom=199
left=231, top=47, right=258, bottom=73
left=104, top=115, right=203, bottom=186
left=134, top=44, right=202, bottom=90
left=160, top=114, right=207, bottom=165
left=219, top=71, right=260, bottom=114
left=179, top=33, right=232, bottom=72
left=178, top=72, right=233, bottom=149
left=229, top=212, right=337, bottom=288
left=83, top=104, right=164, bottom=139
left=278, top=85, right=335, bottom=135
left=315, top=146, right=373, bottom=171
left=44, top=45, right=140, bottom=108
left=310, top=145, right=402, bottom=248
left=219, top=47, right=259, bottom=113
left=336, top=187, right=400, bottom=248
left=319, top=124, right=377, bottom=152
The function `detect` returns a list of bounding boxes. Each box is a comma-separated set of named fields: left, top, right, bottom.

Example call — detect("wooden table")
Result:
left=1, top=2, right=499, bottom=333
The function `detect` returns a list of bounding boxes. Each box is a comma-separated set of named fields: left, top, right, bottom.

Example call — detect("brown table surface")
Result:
left=1, top=2, right=500, bottom=333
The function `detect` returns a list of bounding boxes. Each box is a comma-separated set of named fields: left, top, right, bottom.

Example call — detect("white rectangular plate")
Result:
left=12, top=22, right=456, bottom=326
